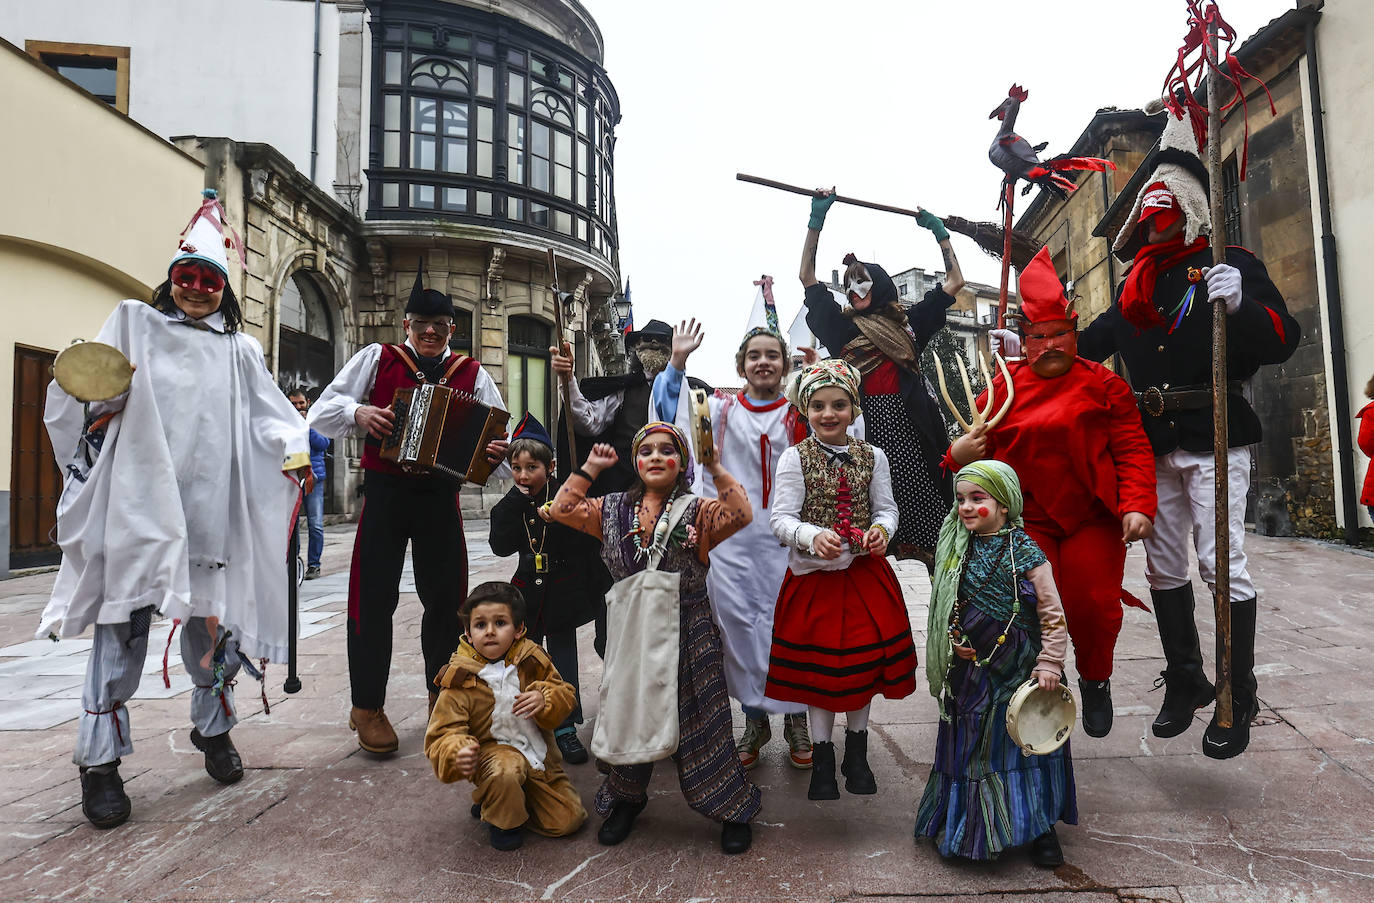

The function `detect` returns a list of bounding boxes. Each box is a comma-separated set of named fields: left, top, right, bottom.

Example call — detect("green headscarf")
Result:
left=924, top=460, right=1026, bottom=709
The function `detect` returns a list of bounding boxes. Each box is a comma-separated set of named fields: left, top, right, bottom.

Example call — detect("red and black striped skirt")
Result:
left=765, top=553, right=918, bottom=712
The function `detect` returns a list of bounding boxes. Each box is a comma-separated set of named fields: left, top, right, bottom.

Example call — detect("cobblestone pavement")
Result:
left=1, top=521, right=1373, bottom=902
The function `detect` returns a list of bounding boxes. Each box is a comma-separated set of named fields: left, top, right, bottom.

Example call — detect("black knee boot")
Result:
left=840, top=730, right=877, bottom=795
left=1203, top=597, right=1258, bottom=760
left=808, top=741, right=840, bottom=800
left=1150, top=585, right=1215, bottom=738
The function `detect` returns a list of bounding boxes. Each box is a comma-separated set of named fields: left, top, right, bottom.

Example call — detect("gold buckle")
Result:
left=1141, top=386, right=1165, bottom=417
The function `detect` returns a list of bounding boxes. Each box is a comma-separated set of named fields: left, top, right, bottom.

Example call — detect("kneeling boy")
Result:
left=424, top=582, right=587, bottom=850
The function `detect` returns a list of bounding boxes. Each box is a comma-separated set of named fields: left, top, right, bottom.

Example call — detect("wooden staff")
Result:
left=997, top=181, right=1015, bottom=328
left=736, top=173, right=1043, bottom=270
left=546, top=249, right=578, bottom=470
left=1206, top=17, right=1233, bottom=730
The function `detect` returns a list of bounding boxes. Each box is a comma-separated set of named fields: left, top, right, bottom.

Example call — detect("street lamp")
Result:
left=612, top=294, right=632, bottom=331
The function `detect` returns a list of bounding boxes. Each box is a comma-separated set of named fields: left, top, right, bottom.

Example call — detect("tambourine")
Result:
left=51, top=340, right=134, bottom=403
left=689, top=388, right=716, bottom=465
left=1005, top=679, right=1076, bottom=756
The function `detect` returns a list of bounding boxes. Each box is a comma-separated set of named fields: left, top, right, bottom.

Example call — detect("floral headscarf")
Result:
left=788, top=358, right=862, bottom=418
left=925, top=460, right=1025, bottom=709
left=631, top=420, right=694, bottom=486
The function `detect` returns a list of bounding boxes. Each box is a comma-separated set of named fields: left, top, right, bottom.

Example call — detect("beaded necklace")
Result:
left=628, top=488, right=679, bottom=561
left=946, top=528, right=1022, bottom=669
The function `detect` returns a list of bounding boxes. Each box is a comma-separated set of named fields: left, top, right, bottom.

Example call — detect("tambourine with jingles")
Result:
left=689, top=388, right=716, bottom=465
left=52, top=340, right=134, bottom=403
left=1005, top=679, right=1076, bottom=756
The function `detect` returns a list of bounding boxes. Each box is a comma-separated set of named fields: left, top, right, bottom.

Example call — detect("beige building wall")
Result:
left=1310, top=1, right=1374, bottom=529
left=0, top=39, right=203, bottom=541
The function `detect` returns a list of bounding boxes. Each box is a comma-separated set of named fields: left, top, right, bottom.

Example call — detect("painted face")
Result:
left=466, top=602, right=522, bottom=662
left=509, top=451, right=550, bottom=495
left=1024, top=319, right=1077, bottom=378
left=956, top=480, right=1009, bottom=534
left=289, top=394, right=308, bottom=417
left=806, top=386, right=855, bottom=445
left=168, top=261, right=225, bottom=320
left=740, top=335, right=785, bottom=396
left=404, top=315, right=454, bottom=359
left=635, top=434, right=681, bottom=491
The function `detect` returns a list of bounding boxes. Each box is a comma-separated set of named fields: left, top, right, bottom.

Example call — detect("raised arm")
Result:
left=694, top=464, right=752, bottom=561
left=915, top=209, right=965, bottom=297
left=799, top=188, right=837, bottom=287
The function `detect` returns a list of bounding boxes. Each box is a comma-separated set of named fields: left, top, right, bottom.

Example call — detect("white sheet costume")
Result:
left=41, top=299, right=307, bottom=765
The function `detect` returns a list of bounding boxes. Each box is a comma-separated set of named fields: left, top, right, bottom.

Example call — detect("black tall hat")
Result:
left=404, top=259, right=456, bottom=318
left=624, top=318, right=673, bottom=349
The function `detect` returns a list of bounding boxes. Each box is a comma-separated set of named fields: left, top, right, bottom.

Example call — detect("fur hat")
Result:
left=1113, top=111, right=1211, bottom=260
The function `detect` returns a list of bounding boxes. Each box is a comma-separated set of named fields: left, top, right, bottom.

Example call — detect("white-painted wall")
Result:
left=0, top=0, right=340, bottom=190
left=1312, top=1, right=1374, bottom=528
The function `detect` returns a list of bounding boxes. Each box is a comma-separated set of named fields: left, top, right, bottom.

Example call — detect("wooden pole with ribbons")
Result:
left=1205, top=15, right=1233, bottom=730
left=546, top=249, right=578, bottom=473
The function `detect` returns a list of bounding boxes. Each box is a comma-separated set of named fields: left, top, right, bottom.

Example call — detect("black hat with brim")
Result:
left=625, top=318, right=673, bottom=349
left=404, top=263, right=455, bottom=318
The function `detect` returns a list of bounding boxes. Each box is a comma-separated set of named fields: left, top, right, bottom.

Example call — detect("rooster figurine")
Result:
left=989, top=84, right=1115, bottom=204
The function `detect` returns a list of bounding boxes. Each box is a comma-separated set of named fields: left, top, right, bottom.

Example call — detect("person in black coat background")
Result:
left=489, top=413, right=612, bottom=764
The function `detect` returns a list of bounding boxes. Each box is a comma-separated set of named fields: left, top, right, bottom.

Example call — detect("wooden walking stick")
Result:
left=546, top=249, right=578, bottom=471
left=1204, top=15, right=1233, bottom=730
left=997, top=181, right=1015, bottom=328
left=736, top=173, right=1043, bottom=271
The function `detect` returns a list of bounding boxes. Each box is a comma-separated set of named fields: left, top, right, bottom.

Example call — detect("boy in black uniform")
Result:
left=1076, top=111, right=1300, bottom=759
left=489, top=413, right=611, bottom=764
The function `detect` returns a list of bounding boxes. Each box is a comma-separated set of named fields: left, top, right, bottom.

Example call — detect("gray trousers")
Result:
left=73, top=616, right=242, bottom=767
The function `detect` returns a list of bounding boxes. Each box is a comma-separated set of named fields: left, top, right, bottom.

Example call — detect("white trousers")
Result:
left=1144, top=447, right=1256, bottom=602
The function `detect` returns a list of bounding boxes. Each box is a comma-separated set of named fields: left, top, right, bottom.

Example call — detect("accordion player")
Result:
left=380, top=383, right=510, bottom=485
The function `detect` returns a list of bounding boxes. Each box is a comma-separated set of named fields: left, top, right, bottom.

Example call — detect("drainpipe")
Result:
left=1099, top=167, right=1123, bottom=374
left=1305, top=13, right=1359, bottom=545
left=310, top=0, right=322, bottom=182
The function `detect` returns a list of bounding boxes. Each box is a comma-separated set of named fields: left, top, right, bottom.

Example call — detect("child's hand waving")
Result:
left=584, top=443, right=618, bottom=475
left=812, top=529, right=844, bottom=560
left=513, top=689, right=546, bottom=719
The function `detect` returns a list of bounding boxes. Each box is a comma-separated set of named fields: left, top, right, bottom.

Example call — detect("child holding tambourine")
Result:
left=915, top=460, right=1076, bottom=867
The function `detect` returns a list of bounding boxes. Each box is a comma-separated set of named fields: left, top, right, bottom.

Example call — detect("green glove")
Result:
left=808, top=193, right=837, bottom=231
left=915, top=209, right=950, bottom=242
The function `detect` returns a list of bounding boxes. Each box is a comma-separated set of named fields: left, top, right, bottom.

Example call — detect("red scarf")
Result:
left=1118, top=235, right=1208, bottom=330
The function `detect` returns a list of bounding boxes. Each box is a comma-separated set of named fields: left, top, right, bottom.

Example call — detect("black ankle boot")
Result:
left=808, top=741, right=840, bottom=800
left=840, top=729, right=877, bottom=794
left=1150, top=585, right=1215, bottom=738
left=1029, top=826, right=1064, bottom=867
left=190, top=728, right=244, bottom=784
left=720, top=820, right=752, bottom=854
left=1077, top=678, right=1113, bottom=738
left=489, top=823, right=523, bottom=850
left=597, top=800, right=646, bottom=846
left=1204, top=597, right=1258, bottom=760
left=80, top=760, right=131, bottom=829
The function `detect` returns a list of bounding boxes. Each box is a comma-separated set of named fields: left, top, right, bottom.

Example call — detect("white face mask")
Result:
left=846, top=278, right=874, bottom=302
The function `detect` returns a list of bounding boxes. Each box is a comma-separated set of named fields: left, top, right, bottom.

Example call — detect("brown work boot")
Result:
left=349, top=706, right=399, bottom=754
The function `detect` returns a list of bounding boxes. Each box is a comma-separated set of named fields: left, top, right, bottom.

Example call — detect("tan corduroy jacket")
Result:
left=424, top=636, right=577, bottom=783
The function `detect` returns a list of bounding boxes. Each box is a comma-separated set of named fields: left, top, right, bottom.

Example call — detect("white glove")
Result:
left=1203, top=264, right=1244, bottom=315
left=989, top=328, right=1021, bottom=359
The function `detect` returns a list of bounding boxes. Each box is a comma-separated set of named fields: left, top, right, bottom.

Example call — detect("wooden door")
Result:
left=10, top=346, right=62, bottom=567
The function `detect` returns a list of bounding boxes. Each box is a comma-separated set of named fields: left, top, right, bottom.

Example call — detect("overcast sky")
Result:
left=584, top=0, right=1295, bottom=384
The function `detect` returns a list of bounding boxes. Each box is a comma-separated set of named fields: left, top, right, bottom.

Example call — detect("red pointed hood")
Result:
left=1016, top=247, right=1075, bottom=323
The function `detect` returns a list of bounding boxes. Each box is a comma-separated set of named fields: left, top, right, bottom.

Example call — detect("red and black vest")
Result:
left=360, top=344, right=479, bottom=476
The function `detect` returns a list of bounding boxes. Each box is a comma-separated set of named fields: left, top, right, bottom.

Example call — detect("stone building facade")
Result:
left=1017, top=9, right=1336, bottom=538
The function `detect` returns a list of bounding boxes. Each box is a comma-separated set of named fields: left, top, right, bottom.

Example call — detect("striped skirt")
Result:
left=765, top=554, right=917, bottom=712
left=914, top=602, right=1077, bottom=860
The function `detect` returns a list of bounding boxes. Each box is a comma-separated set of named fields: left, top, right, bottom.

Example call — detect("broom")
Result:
left=736, top=173, right=1042, bottom=271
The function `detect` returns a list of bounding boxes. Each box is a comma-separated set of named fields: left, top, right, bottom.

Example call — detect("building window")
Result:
left=27, top=41, right=130, bottom=113
left=1222, top=156, right=1243, bottom=246
left=506, top=316, right=551, bottom=426
left=449, top=308, right=474, bottom=355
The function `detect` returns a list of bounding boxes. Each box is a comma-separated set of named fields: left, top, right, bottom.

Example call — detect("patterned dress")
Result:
left=549, top=475, right=762, bottom=825
left=914, top=528, right=1077, bottom=859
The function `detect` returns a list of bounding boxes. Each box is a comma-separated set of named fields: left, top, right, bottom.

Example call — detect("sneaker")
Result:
left=556, top=728, right=589, bottom=765
left=304, top=566, right=322, bottom=580
left=80, top=761, right=131, bottom=829
left=1077, top=678, right=1113, bottom=738
left=735, top=716, right=771, bottom=770
left=782, top=713, right=812, bottom=769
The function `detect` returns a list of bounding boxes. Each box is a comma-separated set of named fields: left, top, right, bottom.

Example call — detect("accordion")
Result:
left=380, top=384, right=510, bottom=485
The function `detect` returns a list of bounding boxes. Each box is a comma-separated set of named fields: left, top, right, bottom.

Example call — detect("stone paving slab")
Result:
left=1, top=524, right=1373, bottom=901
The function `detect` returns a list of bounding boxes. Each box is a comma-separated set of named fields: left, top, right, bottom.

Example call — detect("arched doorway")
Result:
left=278, top=270, right=338, bottom=513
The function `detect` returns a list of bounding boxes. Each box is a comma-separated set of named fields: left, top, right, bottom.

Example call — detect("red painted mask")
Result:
left=1023, top=319, right=1077, bottom=376
left=171, top=262, right=226, bottom=295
